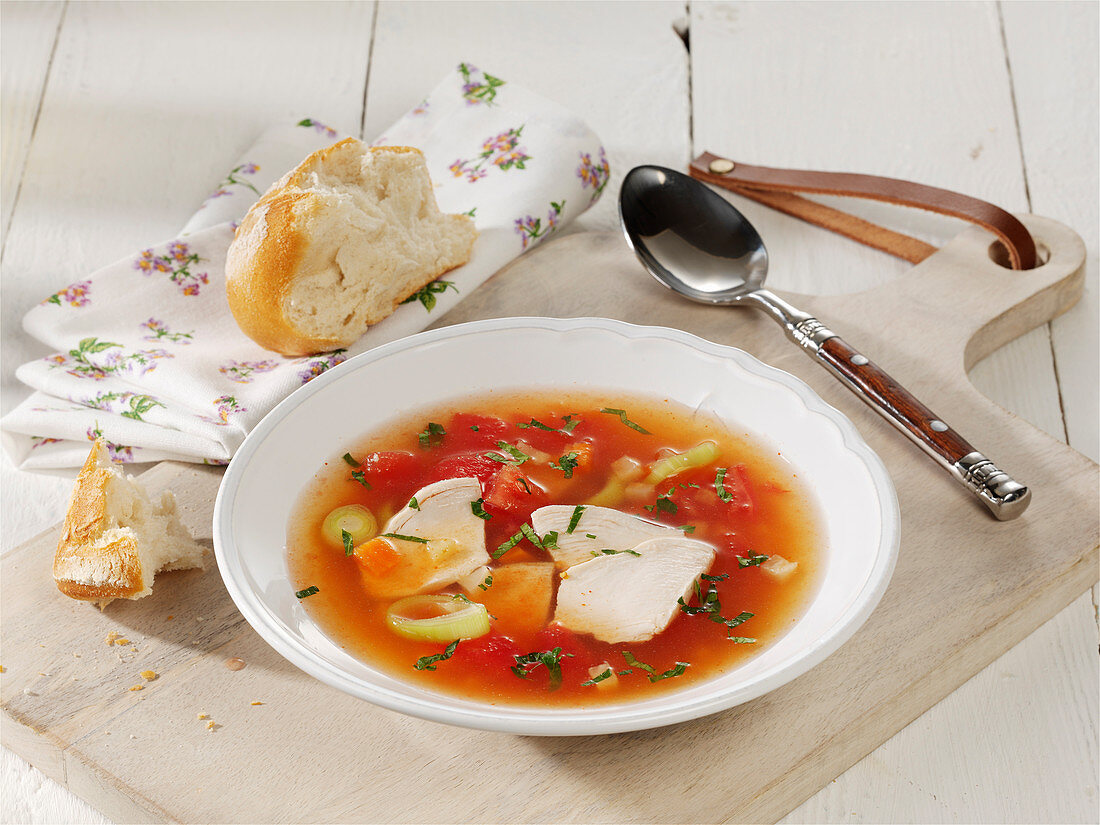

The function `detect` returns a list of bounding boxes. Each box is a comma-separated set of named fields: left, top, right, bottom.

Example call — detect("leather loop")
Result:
left=690, top=152, right=1037, bottom=270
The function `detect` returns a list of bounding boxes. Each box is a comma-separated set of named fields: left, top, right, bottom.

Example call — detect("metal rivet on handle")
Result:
left=851, top=354, right=869, bottom=366
left=708, top=158, right=735, bottom=175
left=930, top=420, right=948, bottom=432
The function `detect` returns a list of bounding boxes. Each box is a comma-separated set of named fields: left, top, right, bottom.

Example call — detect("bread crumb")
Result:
left=129, top=685, right=144, bottom=692
left=115, top=638, right=130, bottom=645
left=206, top=720, right=217, bottom=731
left=140, top=670, right=157, bottom=681
left=197, top=713, right=208, bottom=719
left=23, top=688, right=37, bottom=696
left=225, top=657, right=246, bottom=671
left=250, top=701, right=263, bottom=706
left=0, top=665, right=6, bottom=673
left=129, top=734, right=137, bottom=740
left=105, top=631, right=119, bottom=646
left=166, top=615, right=174, bottom=620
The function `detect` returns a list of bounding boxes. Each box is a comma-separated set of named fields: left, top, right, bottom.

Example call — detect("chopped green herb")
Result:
left=541, top=530, right=559, bottom=550
left=414, top=639, right=460, bottom=671
left=700, top=573, right=730, bottom=582
left=417, top=422, right=446, bottom=449
left=485, top=441, right=532, bottom=465
left=350, top=470, right=372, bottom=489
left=401, top=279, right=458, bottom=312
left=341, top=529, right=354, bottom=557
left=679, top=525, right=697, bottom=534
left=382, top=532, right=429, bottom=544
left=600, top=408, right=650, bottom=434
left=342, top=452, right=360, bottom=467
left=590, top=548, right=642, bottom=557
left=295, top=585, right=319, bottom=599
left=737, top=553, right=770, bottom=568
left=477, top=574, right=493, bottom=591
left=550, top=451, right=580, bottom=479
left=516, top=418, right=556, bottom=431
left=566, top=505, right=586, bottom=534
left=621, top=651, right=689, bottom=683
left=493, top=529, right=525, bottom=559
left=726, top=611, right=754, bottom=628
left=516, top=477, right=532, bottom=494
left=560, top=414, right=580, bottom=434
left=715, top=467, right=733, bottom=502
left=450, top=593, right=473, bottom=604
left=471, top=498, right=491, bottom=520
left=678, top=576, right=755, bottom=638
left=408, top=497, right=420, bottom=511
left=470, top=424, right=479, bottom=432
left=511, top=647, right=574, bottom=690
left=617, top=669, right=633, bottom=676
left=728, top=637, right=757, bottom=644
left=519, top=522, right=545, bottom=550
left=585, top=533, right=597, bottom=539
left=645, top=491, right=678, bottom=517
left=580, top=668, right=613, bottom=686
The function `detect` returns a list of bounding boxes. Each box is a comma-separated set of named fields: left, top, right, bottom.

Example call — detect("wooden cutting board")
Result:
left=2, top=216, right=1096, bottom=824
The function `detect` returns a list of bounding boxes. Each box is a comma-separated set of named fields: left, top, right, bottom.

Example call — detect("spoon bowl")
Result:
left=620, top=165, right=769, bottom=304
left=619, top=165, right=1031, bottom=521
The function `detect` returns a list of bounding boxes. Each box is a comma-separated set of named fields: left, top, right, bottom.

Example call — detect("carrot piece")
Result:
left=353, top=537, right=403, bottom=577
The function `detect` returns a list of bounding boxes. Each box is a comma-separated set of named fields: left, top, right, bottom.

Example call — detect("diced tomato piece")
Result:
left=352, top=537, right=402, bottom=577
left=446, top=414, right=511, bottom=451
left=453, top=631, right=522, bottom=674
left=356, top=450, right=422, bottom=494
left=483, top=464, right=547, bottom=515
left=721, top=464, right=756, bottom=514
left=423, top=452, right=500, bottom=486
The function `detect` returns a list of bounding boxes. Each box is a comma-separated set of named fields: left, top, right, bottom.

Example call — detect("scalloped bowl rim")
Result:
left=214, top=317, right=900, bottom=735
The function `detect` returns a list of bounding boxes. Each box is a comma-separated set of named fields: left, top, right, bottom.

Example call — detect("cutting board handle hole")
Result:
left=988, top=240, right=1050, bottom=270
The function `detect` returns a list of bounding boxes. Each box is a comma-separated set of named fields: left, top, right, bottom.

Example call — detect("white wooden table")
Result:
left=2, top=2, right=1096, bottom=822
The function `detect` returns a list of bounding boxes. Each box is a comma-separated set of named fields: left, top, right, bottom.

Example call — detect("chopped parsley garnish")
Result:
left=645, top=490, right=677, bottom=517
left=737, top=553, right=770, bottom=568
left=728, top=637, right=757, bottom=644
left=295, top=585, right=319, bottom=599
left=470, top=425, right=479, bottom=432
left=550, top=451, right=580, bottom=478
left=516, top=418, right=556, bottom=431
left=600, top=407, right=650, bottom=434
left=400, top=279, right=458, bottom=312
left=350, top=470, right=372, bottom=489
left=516, top=477, right=532, bottom=494
left=470, top=498, right=491, bottom=520
left=590, top=548, right=642, bottom=557
left=560, top=414, right=580, bottom=434
left=511, top=647, right=574, bottom=690
left=450, top=593, right=473, bottom=604
left=408, top=497, right=420, bottom=511
left=621, top=651, right=689, bottom=683
left=417, top=422, right=446, bottom=449
left=414, top=639, right=460, bottom=671
left=566, top=505, right=586, bottom=533
left=342, top=452, right=360, bottom=467
left=519, top=522, right=545, bottom=550
left=541, top=530, right=559, bottom=550
left=585, top=533, right=597, bottom=539
left=382, top=532, right=429, bottom=543
left=341, top=529, right=354, bottom=557
left=580, top=668, right=613, bottom=686
left=493, top=530, right=526, bottom=559
left=485, top=441, right=531, bottom=465
left=715, top=467, right=733, bottom=502
left=679, top=525, right=697, bottom=534
left=617, top=669, right=633, bottom=676
left=477, top=573, right=493, bottom=591
left=677, top=576, right=755, bottom=638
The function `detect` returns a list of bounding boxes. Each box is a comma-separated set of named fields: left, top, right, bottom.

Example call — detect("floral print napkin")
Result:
left=1, top=64, right=610, bottom=469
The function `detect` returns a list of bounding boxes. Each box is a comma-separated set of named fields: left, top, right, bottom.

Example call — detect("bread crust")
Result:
left=53, top=441, right=144, bottom=600
left=225, top=140, right=476, bottom=356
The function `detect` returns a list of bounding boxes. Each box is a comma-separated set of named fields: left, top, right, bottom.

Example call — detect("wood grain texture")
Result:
left=2, top=225, right=1095, bottom=824
left=0, top=0, right=64, bottom=251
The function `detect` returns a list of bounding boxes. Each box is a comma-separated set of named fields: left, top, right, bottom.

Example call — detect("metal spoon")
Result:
left=619, top=164, right=1030, bottom=520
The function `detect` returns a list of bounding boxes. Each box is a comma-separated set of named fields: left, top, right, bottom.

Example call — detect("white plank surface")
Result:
left=690, top=2, right=1097, bottom=823
left=1, top=1, right=1095, bottom=823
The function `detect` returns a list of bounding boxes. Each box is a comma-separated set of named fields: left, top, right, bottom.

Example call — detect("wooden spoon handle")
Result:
left=799, top=323, right=1031, bottom=520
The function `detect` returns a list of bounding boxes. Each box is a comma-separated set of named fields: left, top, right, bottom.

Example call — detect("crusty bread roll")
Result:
left=225, top=139, right=477, bottom=356
left=53, top=439, right=207, bottom=606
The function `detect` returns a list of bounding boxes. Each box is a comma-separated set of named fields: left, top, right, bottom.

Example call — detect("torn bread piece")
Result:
left=53, top=440, right=207, bottom=606
left=225, top=138, right=478, bottom=356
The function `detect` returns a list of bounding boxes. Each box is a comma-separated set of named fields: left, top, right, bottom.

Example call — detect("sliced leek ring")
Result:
left=322, top=504, right=378, bottom=547
left=385, top=595, right=491, bottom=642
left=644, top=441, right=720, bottom=485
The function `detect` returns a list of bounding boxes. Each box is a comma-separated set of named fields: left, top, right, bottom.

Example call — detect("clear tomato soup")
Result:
left=288, top=392, right=824, bottom=707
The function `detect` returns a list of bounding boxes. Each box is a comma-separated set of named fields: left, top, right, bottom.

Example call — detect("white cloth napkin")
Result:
left=2, top=64, right=610, bottom=469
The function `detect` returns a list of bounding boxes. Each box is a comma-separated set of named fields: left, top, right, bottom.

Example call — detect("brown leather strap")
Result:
left=690, top=152, right=1037, bottom=270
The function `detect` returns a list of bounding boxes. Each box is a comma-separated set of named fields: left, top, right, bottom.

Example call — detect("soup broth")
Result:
left=288, top=392, right=823, bottom=706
